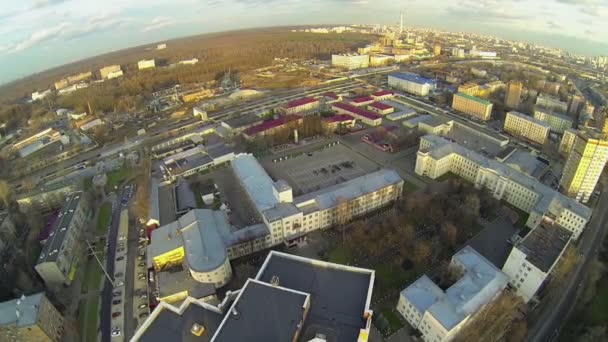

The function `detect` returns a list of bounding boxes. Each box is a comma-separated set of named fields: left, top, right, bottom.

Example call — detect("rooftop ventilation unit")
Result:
left=190, top=323, right=205, bottom=336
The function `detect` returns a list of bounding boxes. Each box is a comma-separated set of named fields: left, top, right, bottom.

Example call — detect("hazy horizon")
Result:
left=1, top=0, right=607, bottom=85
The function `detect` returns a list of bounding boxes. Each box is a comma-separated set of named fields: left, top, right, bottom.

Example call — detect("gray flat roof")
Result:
left=0, top=292, right=44, bottom=328
left=37, top=191, right=83, bottom=264
left=157, top=267, right=216, bottom=300
left=518, top=222, right=572, bottom=273
left=255, top=252, right=374, bottom=342
left=213, top=279, right=309, bottom=342
left=175, top=182, right=197, bottom=213
left=221, top=114, right=263, bottom=130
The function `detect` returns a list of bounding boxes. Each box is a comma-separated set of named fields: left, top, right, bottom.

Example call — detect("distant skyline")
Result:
left=0, top=0, right=607, bottom=85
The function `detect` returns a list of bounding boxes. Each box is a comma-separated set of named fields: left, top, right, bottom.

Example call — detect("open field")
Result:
left=96, top=202, right=112, bottom=235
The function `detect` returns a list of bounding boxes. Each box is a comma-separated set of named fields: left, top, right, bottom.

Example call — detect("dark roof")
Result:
left=175, top=182, right=197, bottom=213
left=222, top=114, right=263, bottom=130
left=372, top=90, right=394, bottom=97
left=351, top=96, right=374, bottom=103
left=256, top=253, right=373, bottom=342
left=519, top=222, right=572, bottom=273
left=138, top=302, right=223, bottom=342
left=213, top=280, right=308, bottom=342
left=323, top=114, right=355, bottom=123
left=243, top=115, right=302, bottom=136
left=37, top=192, right=83, bottom=264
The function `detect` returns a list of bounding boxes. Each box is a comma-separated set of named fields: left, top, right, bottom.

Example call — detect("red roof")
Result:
left=351, top=96, right=374, bottom=103
left=372, top=90, right=394, bottom=97
left=333, top=103, right=381, bottom=120
left=323, top=114, right=355, bottom=123
left=285, top=97, right=318, bottom=109
left=369, top=102, right=393, bottom=110
left=243, top=115, right=301, bottom=136
left=323, top=92, right=339, bottom=100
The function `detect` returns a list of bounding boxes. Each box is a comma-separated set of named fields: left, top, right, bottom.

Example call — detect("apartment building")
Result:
left=536, top=94, right=568, bottom=113
left=502, top=222, right=572, bottom=302
left=505, top=81, right=523, bottom=109
left=16, top=182, right=78, bottom=213
left=397, top=246, right=508, bottom=342
left=504, top=111, right=550, bottom=145
left=331, top=53, right=369, bottom=70
left=35, top=192, right=88, bottom=287
left=415, top=135, right=591, bottom=240
left=533, top=108, right=573, bottom=133
left=138, top=59, right=156, bottom=70
left=457, top=83, right=479, bottom=96
left=559, top=129, right=577, bottom=155
left=333, top=102, right=382, bottom=126
left=282, top=97, right=319, bottom=115
left=559, top=127, right=608, bottom=203
left=371, top=90, right=395, bottom=101
left=0, top=293, right=64, bottom=342
left=99, top=65, right=122, bottom=79
left=451, top=93, right=493, bottom=121
left=388, top=72, right=437, bottom=96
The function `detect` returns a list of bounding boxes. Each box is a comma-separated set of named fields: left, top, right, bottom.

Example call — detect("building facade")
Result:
left=533, top=109, right=574, bottom=134
left=331, top=54, right=369, bottom=70
left=282, top=97, right=319, bottom=115
left=559, top=129, right=577, bottom=156
left=505, top=81, right=523, bottom=109
left=35, top=192, right=88, bottom=287
left=451, top=93, right=493, bottom=121
left=99, top=65, right=122, bottom=79
left=457, top=83, right=479, bottom=96
left=559, top=127, right=608, bottom=203
left=138, top=59, right=156, bottom=70
left=388, top=72, right=436, bottom=96
left=504, top=111, right=550, bottom=145
left=0, top=293, right=64, bottom=342
left=536, top=94, right=568, bottom=113
left=333, top=103, right=382, bottom=126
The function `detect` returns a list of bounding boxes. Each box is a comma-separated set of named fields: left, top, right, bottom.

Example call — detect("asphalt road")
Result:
left=527, top=190, right=608, bottom=341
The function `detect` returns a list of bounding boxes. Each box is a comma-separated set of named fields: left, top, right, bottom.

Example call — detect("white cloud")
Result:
left=8, top=22, right=71, bottom=54
left=141, top=16, right=176, bottom=32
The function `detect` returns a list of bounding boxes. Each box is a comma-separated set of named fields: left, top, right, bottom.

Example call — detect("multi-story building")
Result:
left=559, top=127, right=608, bottom=203
left=349, top=96, right=375, bottom=107
left=502, top=222, right=572, bottom=303
left=505, top=81, right=523, bottom=109
left=533, top=108, right=574, bottom=134
left=433, top=45, right=442, bottom=56
left=331, top=53, right=369, bottom=70
left=179, top=58, right=199, bottom=65
left=35, top=192, right=88, bottom=287
left=368, top=102, right=394, bottom=115
left=133, top=251, right=375, bottom=342
left=161, top=144, right=235, bottom=181
left=457, top=83, right=479, bottom=96
left=568, top=94, right=584, bottom=115
left=388, top=72, right=436, bottom=96
left=371, top=90, right=395, bottom=101
left=451, top=93, right=493, bottom=121
left=333, top=102, right=382, bottom=126
left=282, top=97, right=319, bottom=115
left=415, top=135, right=591, bottom=239
left=322, top=114, right=356, bottom=131
left=242, top=115, right=303, bottom=140
left=397, top=246, right=509, bottom=342
left=99, top=65, right=122, bottom=79
left=504, top=111, right=550, bottom=145
left=138, top=59, right=156, bottom=70
left=16, top=181, right=78, bottom=213
left=559, top=129, right=577, bottom=155
left=0, top=292, right=64, bottom=342
left=536, top=94, right=568, bottom=113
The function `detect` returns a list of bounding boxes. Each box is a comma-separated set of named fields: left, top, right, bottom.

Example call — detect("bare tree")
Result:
left=0, top=180, right=10, bottom=208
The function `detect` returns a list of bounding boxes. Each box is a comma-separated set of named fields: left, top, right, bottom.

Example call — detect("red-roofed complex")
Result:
left=368, top=102, right=395, bottom=115
left=282, top=97, right=319, bottom=115
left=371, top=90, right=395, bottom=101
left=349, top=96, right=375, bottom=107
left=322, top=92, right=341, bottom=104
left=322, top=114, right=356, bottom=131
left=332, top=103, right=382, bottom=127
left=243, top=115, right=303, bottom=139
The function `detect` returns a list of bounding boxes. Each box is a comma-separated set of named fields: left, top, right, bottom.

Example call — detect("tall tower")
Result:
left=400, top=12, right=403, bottom=36
left=505, top=81, right=523, bottom=109
left=559, top=127, right=608, bottom=203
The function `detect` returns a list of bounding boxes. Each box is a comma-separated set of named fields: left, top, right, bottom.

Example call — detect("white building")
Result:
left=107, top=70, right=124, bottom=79
left=502, top=222, right=572, bottom=303
left=331, top=53, right=369, bottom=70
left=397, top=246, right=508, bottom=342
left=504, top=111, right=550, bottom=145
left=138, top=59, right=156, bottom=70
left=32, top=90, right=52, bottom=102
left=179, top=58, right=199, bottom=65
left=533, top=109, right=573, bottom=133
left=535, top=94, right=568, bottom=113
left=388, top=72, right=436, bottom=96
left=157, top=43, right=167, bottom=50
left=415, top=135, right=591, bottom=240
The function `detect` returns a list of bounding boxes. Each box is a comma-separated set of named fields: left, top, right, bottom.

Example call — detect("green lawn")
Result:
left=77, top=299, right=86, bottom=340
left=106, top=167, right=132, bottom=192
left=586, top=278, right=608, bottom=325
left=85, top=297, right=100, bottom=342
left=327, top=245, right=353, bottom=264
left=378, top=307, right=405, bottom=335
left=502, top=202, right=530, bottom=228
left=96, top=202, right=112, bottom=235
left=81, top=256, right=104, bottom=294
left=375, top=262, right=417, bottom=296
left=436, top=172, right=459, bottom=182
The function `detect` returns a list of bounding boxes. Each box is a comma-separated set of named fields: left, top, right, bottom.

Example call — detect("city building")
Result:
left=242, top=115, right=303, bottom=140
left=16, top=181, right=78, bottom=213
left=504, top=111, right=550, bottom=145
left=133, top=251, right=375, bottom=342
left=568, top=95, right=584, bottom=115
left=370, top=54, right=395, bottom=66
left=32, top=90, right=52, bottom=102
left=536, top=94, right=568, bottom=113
left=559, top=127, right=608, bottom=203
left=559, top=129, right=577, bottom=155
left=331, top=53, right=369, bottom=70
left=193, top=107, right=209, bottom=121
left=451, top=93, right=493, bottom=121
left=433, top=45, right=442, bottom=56
left=0, top=292, right=64, bottom=342
left=502, top=222, right=572, bottom=303
left=388, top=72, right=437, bottom=96
left=368, top=102, right=394, bottom=115
left=11, top=128, right=62, bottom=158
left=322, top=114, right=356, bottom=131
left=505, top=81, right=523, bottom=109
left=371, top=90, right=394, bottom=101
left=332, top=102, right=382, bottom=126
left=457, top=83, right=479, bottom=96
left=349, top=96, right=375, bottom=107
left=179, top=58, right=199, bottom=65
left=157, top=43, right=167, bottom=50
left=282, top=97, right=320, bottom=115
left=396, top=246, right=509, bottom=342
left=107, top=70, right=123, bottom=79
left=99, top=65, right=122, bottom=79
left=416, top=135, right=591, bottom=240
left=54, top=71, right=93, bottom=90
left=386, top=107, right=417, bottom=121
left=161, top=144, right=235, bottom=181
left=138, top=59, right=156, bottom=70
left=35, top=192, right=88, bottom=287
left=533, top=108, right=574, bottom=134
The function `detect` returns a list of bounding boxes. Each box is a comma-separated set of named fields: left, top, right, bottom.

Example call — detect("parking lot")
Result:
left=262, top=144, right=377, bottom=196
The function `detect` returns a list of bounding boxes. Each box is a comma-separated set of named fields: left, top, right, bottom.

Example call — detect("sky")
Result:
left=0, top=0, right=607, bottom=85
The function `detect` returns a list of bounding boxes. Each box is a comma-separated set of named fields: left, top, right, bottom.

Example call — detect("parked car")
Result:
left=117, top=248, right=125, bottom=253
left=112, top=292, right=121, bottom=298
left=138, top=262, right=146, bottom=267
left=112, top=299, right=121, bottom=305
left=114, top=272, right=124, bottom=278
left=138, top=303, right=148, bottom=309
left=116, top=256, right=125, bottom=262
left=139, top=293, right=148, bottom=299
left=139, top=312, right=148, bottom=319
left=111, top=327, right=121, bottom=337
left=137, top=255, right=144, bottom=261
left=114, top=281, right=124, bottom=287
left=112, top=312, right=122, bottom=319
left=119, top=235, right=126, bottom=241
